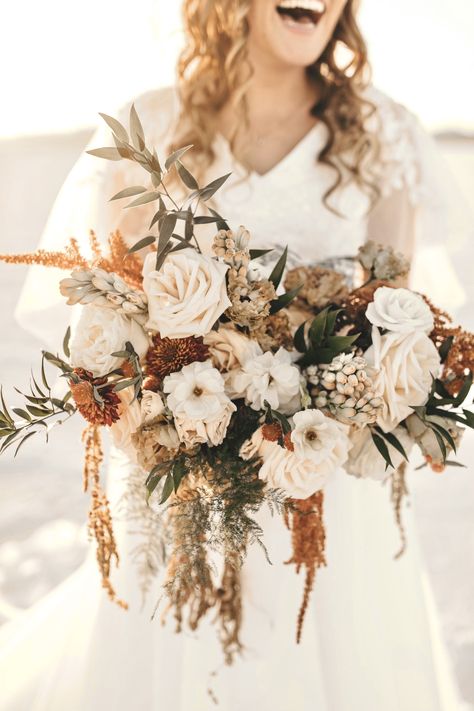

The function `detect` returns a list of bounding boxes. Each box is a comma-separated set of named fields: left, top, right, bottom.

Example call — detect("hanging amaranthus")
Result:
left=391, top=462, right=409, bottom=560
left=82, top=424, right=127, bottom=609
left=285, top=491, right=326, bottom=644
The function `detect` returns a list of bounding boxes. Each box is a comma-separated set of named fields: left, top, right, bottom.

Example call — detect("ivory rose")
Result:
left=140, top=390, right=165, bottom=424
left=70, top=305, right=149, bottom=378
left=365, top=327, right=441, bottom=432
left=204, top=325, right=262, bottom=372
left=290, top=410, right=350, bottom=468
left=142, top=250, right=231, bottom=339
left=366, top=287, right=434, bottom=334
left=346, top=426, right=413, bottom=481
left=163, top=360, right=236, bottom=447
left=240, top=415, right=350, bottom=500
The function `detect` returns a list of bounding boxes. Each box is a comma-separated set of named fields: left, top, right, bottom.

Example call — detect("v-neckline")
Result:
left=214, top=122, right=323, bottom=181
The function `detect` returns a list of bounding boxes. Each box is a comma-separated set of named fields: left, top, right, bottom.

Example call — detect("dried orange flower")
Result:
left=70, top=368, right=121, bottom=427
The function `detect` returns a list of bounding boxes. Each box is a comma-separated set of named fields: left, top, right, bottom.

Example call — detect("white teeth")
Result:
left=277, top=0, right=326, bottom=12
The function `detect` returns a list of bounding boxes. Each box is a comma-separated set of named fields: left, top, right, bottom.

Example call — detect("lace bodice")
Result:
left=99, top=85, right=427, bottom=266
left=16, top=84, right=470, bottom=347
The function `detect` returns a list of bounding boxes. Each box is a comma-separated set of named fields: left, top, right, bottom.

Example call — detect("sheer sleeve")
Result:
left=15, top=87, right=179, bottom=348
left=366, top=89, right=473, bottom=323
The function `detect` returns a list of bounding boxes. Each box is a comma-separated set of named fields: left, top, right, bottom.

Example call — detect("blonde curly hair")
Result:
left=170, top=0, right=380, bottom=209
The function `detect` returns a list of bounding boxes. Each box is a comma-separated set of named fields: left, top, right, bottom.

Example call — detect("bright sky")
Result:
left=0, top=0, right=473, bottom=138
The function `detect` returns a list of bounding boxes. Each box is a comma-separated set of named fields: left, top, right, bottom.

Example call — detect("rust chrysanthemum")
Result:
left=146, top=334, right=209, bottom=380
left=69, top=368, right=121, bottom=427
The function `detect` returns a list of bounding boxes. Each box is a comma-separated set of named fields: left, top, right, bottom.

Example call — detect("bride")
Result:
left=1, top=1, right=467, bottom=709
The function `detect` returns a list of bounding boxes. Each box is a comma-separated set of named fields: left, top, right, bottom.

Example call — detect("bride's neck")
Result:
left=244, top=50, right=317, bottom=121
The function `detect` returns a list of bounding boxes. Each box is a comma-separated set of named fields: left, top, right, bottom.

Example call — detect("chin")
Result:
left=248, top=0, right=346, bottom=69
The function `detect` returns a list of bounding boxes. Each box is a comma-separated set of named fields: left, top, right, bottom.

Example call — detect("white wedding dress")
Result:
left=1, top=86, right=469, bottom=711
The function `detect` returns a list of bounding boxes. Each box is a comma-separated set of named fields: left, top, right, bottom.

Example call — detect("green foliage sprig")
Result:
left=88, top=106, right=231, bottom=271
left=0, top=354, right=76, bottom=457
left=294, top=306, right=360, bottom=367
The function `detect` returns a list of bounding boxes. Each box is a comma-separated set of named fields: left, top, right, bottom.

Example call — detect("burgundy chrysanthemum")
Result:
left=146, top=334, right=210, bottom=380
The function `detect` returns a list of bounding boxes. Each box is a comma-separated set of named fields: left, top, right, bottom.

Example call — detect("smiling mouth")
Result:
left=276, top=0, right=327, bottom=27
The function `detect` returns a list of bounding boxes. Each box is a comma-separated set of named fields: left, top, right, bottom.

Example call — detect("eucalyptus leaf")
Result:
left=110, top=186, right=147, bottom=201
left=99, top=113, right=128, bottom=142
left=439, top=335, right=454, bottom=363
left=130, top=103, right=145, bottom=150
left=14, top=431, right=37, bottom=457
left=125, top=191, right=160, bottom=209
left=250, top=249, right=274, bottom=260
left=177, top=161, right=199, bottom=190
left=199, top=173, right=232, bottom=201
left=63, top=326, right=71, bottom=359
left=375, top=427, right=409, bottom=461
left=86, top=147, right=123, bottom=161
left=293, top=321, right=307, bottom=353
left=128, top=235, right=156, bottom=254
left=165, top=145, right=193, bottom=170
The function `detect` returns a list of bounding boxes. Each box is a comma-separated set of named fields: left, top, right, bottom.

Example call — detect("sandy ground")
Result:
left=0, top=130, right=473, bottom=705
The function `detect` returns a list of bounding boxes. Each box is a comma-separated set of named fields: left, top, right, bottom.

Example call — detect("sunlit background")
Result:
left=0, top=0, right=473, bottom=138
left=0, top=1, right=473, bottom=708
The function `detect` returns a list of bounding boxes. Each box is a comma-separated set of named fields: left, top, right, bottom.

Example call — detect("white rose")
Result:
left=346, top=426, right=413, bottom=481
left=365, top=327, right=441, bottom=432
left=142, top=250, right=231, bottom=339
left=291, top=409, right=350, bottom=468
left=141, top=390, right=165, bottom=424
left=163, top=360, right=236, bottom=447
left=110, top=388, right=142, bottom=461
left=240, top=418, right=349, bottom=499
left=259, top=440, right=329, bottom=499
left=204, top=325, right=262, bottom=372
left=230, top=347, right=301, bottom=414
left=366, top=287, right=434, bottom=334
left=70, top=305, right=149, bottom=378
left=174, top=405, right=235, bottom=447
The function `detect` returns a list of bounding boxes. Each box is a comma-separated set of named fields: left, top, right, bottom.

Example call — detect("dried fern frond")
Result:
left=285, top=491, right=326, bottom=644
left=119, top=465, right=165, bottom=609
left=0, top=230, right=144, bottom=289
left=83, top=424, right=127, bottom=609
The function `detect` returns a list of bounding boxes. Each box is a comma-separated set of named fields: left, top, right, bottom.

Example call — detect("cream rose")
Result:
left=240, top=416, right=349, bottom=499
left=290, top=409, right=350, bottom=468
left=204, top=325, right=262, bottom=372
left=70, top=305, right=149, bottom=378
left=346, top=426, right=413, bottom=481
left=230, top=347, right=301, bottom=414
left=140, top=390, right=165, bottom=424
left=366, top=287, right=434, bottom=334
left=163, top=360, right=236, bottom=447
left=142, top=250, right=231, bottom=339
left=365, top=327, right=441, bottom=432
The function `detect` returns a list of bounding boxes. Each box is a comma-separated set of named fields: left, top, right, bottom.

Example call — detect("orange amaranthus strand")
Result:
left=285, top=491, right=326, bottom=644
left=82, top=424, right=128, bottom=610
left=0, top=230, right=144, bottom=290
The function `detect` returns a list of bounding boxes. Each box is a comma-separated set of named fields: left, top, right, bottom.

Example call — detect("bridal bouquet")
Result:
left=1, top=107, right=473, bottom=663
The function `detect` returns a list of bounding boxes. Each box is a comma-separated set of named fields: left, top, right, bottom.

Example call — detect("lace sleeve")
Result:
left=367, top=89, right=473, bottom=319
left=15, top=87, right=179, bottom=347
